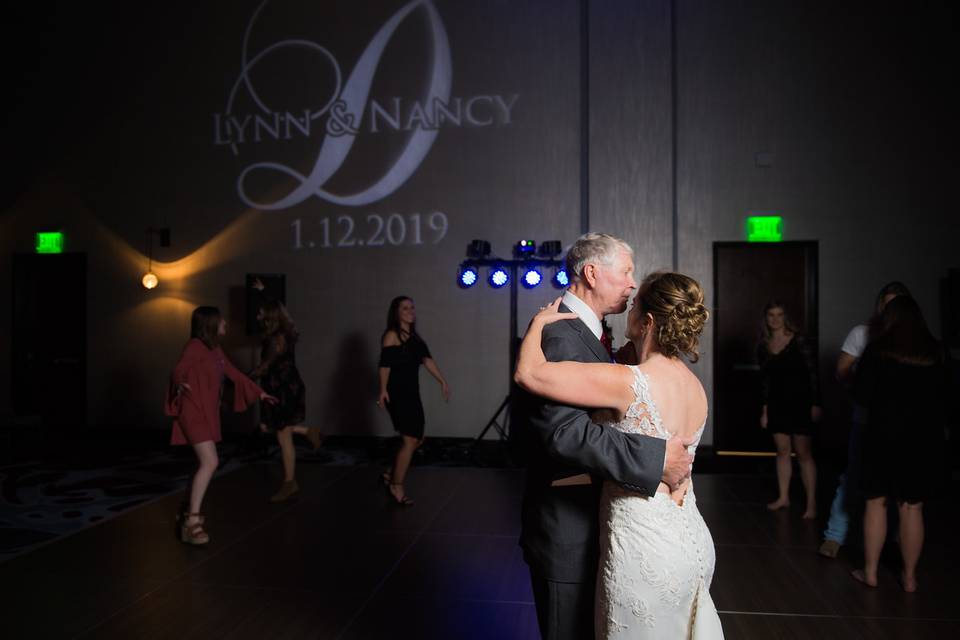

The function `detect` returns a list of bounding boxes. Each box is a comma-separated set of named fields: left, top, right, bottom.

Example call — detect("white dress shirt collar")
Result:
left=562, top=290, right=603, bottom=340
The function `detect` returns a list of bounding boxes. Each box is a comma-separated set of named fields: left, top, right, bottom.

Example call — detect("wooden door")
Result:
left=12, top=253, right=87, bottom=426
left=713, top=242, right=817, bottom=453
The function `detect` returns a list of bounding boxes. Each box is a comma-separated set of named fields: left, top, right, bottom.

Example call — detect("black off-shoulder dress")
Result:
left=380, top=334, right=431, bottom=439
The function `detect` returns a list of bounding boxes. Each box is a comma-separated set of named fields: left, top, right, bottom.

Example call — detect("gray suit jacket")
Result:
left=517, top=305, right=666, bottom=582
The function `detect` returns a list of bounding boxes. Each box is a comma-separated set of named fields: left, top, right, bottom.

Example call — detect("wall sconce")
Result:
left=142, top=227, right=170, bottom=290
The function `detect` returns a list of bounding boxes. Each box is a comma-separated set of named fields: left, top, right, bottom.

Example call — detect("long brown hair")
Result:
left=871, top=296, right=941, bottom=365
left=383, top=296, right=415, bottom=340
left=259, top=299, right=297, bottom=342
left=191, top=306, right=221, bottom=349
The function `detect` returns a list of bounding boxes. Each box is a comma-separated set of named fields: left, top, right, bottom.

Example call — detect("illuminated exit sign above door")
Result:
left=746, top=216, right=782, bottom=242
left=35, top=232, right=65, bottom=254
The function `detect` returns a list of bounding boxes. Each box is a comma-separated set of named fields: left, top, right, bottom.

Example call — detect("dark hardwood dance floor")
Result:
left=1, top=462, right=957, bottom=639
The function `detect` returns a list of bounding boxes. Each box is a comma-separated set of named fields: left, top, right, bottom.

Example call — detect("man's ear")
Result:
left=582, top=263, right=599, bottom=287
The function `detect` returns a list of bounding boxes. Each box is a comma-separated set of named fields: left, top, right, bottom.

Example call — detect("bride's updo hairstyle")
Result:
left=638, top=272, right=709, bottom=362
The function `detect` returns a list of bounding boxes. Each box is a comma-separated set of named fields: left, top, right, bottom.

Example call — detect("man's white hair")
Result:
left=564, top=233, right=633, bottom=284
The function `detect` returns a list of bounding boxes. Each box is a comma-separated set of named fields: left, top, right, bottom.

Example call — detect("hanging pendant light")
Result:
left=142, top=227, right=160, bottom=290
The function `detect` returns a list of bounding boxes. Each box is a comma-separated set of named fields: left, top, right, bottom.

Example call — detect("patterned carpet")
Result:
left=0, top=431, right=515, bottom=562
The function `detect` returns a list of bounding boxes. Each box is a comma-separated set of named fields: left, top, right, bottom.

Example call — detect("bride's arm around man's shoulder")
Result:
left=515, top=299, right=634, bottom=415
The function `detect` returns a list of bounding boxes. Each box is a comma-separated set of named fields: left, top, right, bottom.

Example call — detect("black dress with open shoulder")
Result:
left=379, top=333, right=431, bottom=439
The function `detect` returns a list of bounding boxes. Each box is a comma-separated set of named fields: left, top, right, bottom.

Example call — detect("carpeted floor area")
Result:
left=0, top=430, right=517, bottom=562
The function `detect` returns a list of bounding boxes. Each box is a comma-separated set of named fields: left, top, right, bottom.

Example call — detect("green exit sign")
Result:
left=35, top=232, right=65, bottom=254
left=746, top=216, right=782, bottom=242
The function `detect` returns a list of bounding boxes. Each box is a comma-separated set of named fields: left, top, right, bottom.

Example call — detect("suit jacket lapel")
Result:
left=559, top=303, right=610, bottom=363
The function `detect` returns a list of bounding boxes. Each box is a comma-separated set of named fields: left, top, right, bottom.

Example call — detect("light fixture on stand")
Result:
left=552, top=268, right=569, bottom=288
left=458, top=265, right=479, bottom=288
left=489, top=266, right=510, bottom=288
left=456, top=238, right=566, bottom=443
left=521, top=267, right=542, bottom=289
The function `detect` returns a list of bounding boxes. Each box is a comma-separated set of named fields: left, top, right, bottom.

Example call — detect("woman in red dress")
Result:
left=165, top=306, right=275, bottom=545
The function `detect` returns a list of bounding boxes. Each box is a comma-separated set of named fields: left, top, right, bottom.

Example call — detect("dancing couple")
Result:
left=514, top=233, right=723, bottom=639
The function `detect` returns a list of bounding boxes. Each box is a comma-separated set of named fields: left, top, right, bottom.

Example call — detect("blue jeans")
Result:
left=823, top=422, right=865, bottom=544
left=823, top=474, right=849, bottom=543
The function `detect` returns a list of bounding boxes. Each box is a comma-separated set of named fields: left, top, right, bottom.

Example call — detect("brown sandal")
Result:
left=180, top=512, right=210, bottom=545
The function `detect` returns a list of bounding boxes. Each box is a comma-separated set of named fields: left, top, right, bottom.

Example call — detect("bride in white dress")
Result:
left=515, top=271, right=723, bottom=639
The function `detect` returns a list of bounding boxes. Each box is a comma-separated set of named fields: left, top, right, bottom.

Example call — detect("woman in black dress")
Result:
left=758, top=301, right=822, bottom=519
left=377, top=296, right=450, bottom=505
left=251, top=280, right=322, bottom=503
left=852, top=296, right=946, bottom=592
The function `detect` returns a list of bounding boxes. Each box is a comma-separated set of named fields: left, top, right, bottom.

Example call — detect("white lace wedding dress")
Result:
left=596, top=366, right=724, bottom=639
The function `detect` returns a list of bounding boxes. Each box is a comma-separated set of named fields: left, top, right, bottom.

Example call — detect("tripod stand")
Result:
left=474, top=393, right=511, bottom=441
left=469, top=257, right=563, bottom=443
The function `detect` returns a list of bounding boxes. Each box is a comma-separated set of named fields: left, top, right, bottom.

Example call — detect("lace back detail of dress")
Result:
left=596, top=366, right=721, bottom=639
left=610, top=366, right=705, bottom=460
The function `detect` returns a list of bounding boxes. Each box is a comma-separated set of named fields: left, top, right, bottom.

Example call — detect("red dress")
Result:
left=165, top=338, right=264, bottom=445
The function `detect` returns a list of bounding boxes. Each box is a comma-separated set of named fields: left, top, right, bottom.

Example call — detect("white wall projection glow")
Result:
left=214, top=0, right=519, bottom=222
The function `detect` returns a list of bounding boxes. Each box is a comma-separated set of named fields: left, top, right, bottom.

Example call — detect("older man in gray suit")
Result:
left=516, top=233, right=693, bottom=640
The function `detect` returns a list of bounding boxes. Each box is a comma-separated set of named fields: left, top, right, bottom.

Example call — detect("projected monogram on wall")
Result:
left=213, top=0, right=519, bottom=221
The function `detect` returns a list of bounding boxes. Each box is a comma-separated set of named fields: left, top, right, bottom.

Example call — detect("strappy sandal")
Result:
left=180, top=512, right=210, bottom=545
left=388, top=483, right=414, bottom=507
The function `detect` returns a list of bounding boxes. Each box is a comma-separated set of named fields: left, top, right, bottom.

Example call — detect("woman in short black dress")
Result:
left=377, top=296, right=450, bottom=505
left=251, top=279, right=322, bottom=503
left=852, top=296, right=946, bottom=591
left=758, top=301, right=821, bottom=519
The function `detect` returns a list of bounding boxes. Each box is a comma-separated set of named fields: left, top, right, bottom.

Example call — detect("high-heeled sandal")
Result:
left=180, top=512, right=210, bottom=545
left=388, top=483, right=414, bottom=507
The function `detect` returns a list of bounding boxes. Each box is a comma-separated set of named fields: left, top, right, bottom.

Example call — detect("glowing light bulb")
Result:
left=142, top=272, right=159, bottom=290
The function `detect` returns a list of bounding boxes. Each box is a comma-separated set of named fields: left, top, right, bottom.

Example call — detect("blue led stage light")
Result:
left=459, top=267, right=479, bottom=288
left=553, top=268, right=569, bottom=288
left=489, top=267, right=509, bottom=288
left=522, top=268, right=542, bottom=289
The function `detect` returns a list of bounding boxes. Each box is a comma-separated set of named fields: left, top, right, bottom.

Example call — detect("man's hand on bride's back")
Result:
left=661, top=435, right=694, bottom=490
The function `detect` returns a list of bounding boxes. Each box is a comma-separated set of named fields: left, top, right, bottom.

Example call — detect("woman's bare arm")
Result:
left=514, top=299, right=633, bottom=413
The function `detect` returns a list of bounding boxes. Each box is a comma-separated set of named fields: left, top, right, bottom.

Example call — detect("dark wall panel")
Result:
left=588, top=0, right=674, bottom=347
